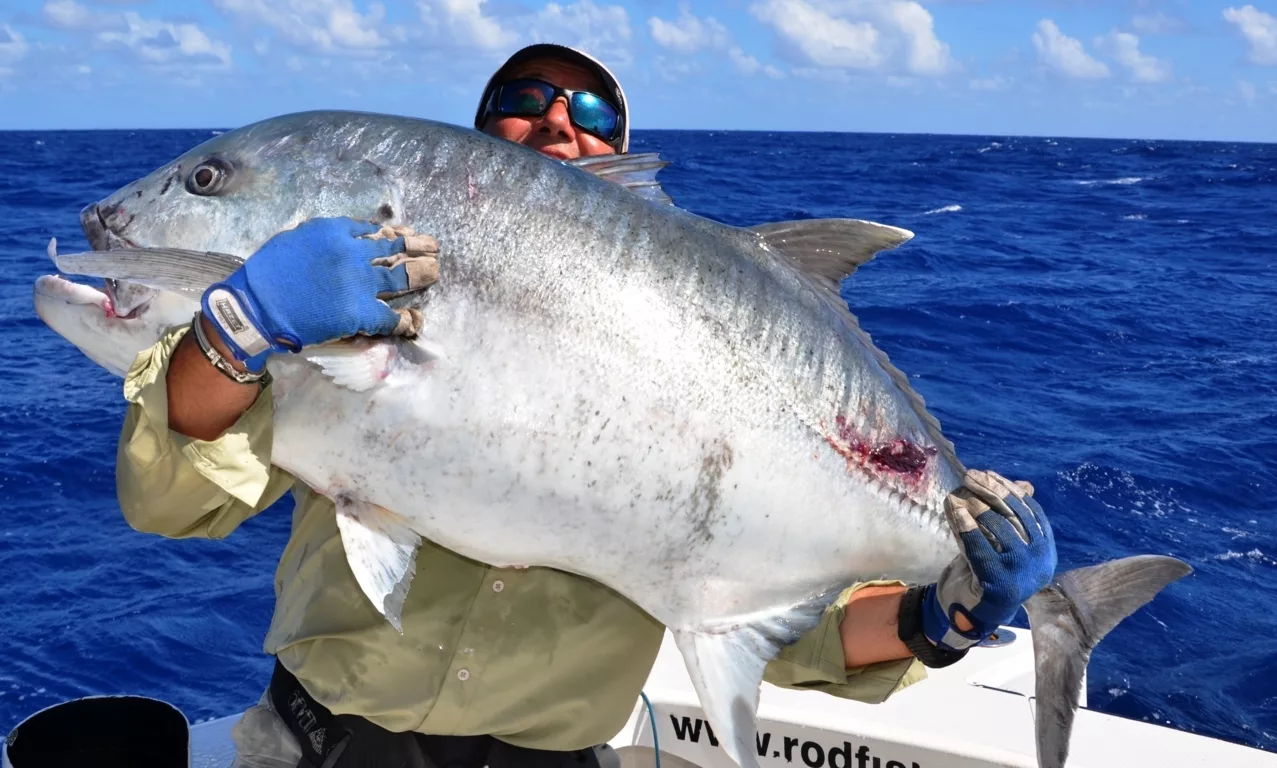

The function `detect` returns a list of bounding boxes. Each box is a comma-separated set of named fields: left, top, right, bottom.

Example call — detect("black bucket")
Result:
left=3, top=695, right=189, bottom=767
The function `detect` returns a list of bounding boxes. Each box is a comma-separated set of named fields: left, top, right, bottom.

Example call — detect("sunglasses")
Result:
left=491, top=78, right=622, bottom=143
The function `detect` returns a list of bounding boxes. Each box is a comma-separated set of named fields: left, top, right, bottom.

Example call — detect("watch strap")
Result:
left=191, top=312, right=272, bottom=386
left=897, top=585, right=969, bottom=669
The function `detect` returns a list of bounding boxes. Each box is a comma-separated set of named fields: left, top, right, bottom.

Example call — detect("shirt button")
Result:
left=456, top=669, right=470, bottom=681
left=492, top=580, right=505, bottom=593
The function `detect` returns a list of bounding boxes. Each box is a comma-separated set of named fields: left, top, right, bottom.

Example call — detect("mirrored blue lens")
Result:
left=494, top=79, right=620, bottom=142
left=498, top=81, right=554, bottom=116
left=570, top=92, right=618, bottom=140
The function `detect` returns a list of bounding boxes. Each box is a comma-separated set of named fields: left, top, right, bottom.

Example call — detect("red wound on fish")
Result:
left=870, top=439, right=932, bottom=474
left=830, top=415, right=935, bottom=482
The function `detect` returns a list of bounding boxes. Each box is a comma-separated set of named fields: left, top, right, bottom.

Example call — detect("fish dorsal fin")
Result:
left=750, top=218, right=958, bottom=476
left=750, top=219, right=913, bottom=292
left=568, top=152, right=674, bottom=206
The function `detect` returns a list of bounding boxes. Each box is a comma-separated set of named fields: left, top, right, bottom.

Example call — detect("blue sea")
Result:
left=0, top=127, right=1274, bottom=754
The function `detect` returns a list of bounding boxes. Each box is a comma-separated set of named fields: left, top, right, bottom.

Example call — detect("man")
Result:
left=116, top=43, right=1055, bottom=768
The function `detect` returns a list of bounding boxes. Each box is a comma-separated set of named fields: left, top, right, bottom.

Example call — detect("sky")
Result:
left=1, top=0, right=1275, bottom=141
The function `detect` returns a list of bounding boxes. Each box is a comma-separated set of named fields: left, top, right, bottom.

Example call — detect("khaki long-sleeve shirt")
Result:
left=115, top=324, right=926, bottom=751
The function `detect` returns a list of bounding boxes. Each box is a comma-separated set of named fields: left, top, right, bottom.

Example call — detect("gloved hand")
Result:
left=922, top=469, right=1057, bottom=652
left=201, top=217, right=439, bottom=372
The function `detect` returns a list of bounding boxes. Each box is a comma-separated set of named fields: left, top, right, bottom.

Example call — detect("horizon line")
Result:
left=1, top=123, right=1273, bottom=146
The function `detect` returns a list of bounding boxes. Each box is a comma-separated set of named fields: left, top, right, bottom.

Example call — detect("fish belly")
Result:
left=264, top=289, right=958, bottom=632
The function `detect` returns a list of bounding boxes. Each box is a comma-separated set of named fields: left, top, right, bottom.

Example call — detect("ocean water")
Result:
left=0, top=127, right=1274, bottom=753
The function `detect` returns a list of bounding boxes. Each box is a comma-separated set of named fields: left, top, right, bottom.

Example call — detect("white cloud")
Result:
left=1095, top=30, right=1171, bottom=83
left=98, top=11, right=233, bottom=68
left=750, top=0, right=882, bottom=69
left=35, top=2, right=233, bottom=70
left=648, top=6, right=730, bottom=54
left=749, top=0, right=949, bottom=75
left=417, top=0, right=515, bottom=51
left=885, top=1, right=949, bottom=75
left=969, top=75, right=1010, bottom=91
left=213, top=0, right=390, bottom=52
left=1032, top=19, right=1109, bottom=79
left=207, top=0, right=628, bottom=76
left=528, top=0, right=632, bottom=68
left=647, top=5, right=779, bottom=78
left=0, top=25, right=29, bottom=65
left=728, top=46, right=783, bottom=78
left=43, top=0, right=124, bottom=30
left=1131, top=12, right=1187, bottom=35
left=654, top=55, right=697, bottom=82
left=1224, top=5, right=1277, bottom=65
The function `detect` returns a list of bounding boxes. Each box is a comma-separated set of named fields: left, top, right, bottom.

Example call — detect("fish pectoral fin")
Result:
left=334, top=496, right=423, bottom=632
left=749, top=219, right=914, bottom=292
left=304, top=336, right=442, bottom=392
left=567, top=152, right=675, bottom=206
left=672, top=600, right=835, bottom=768
left=1024, top=554, right=1192, bottom=768
left=50, top=242, right=244, bottom=295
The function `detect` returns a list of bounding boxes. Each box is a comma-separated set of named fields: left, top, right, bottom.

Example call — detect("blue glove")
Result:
left=922, top=469, right=1057, bottom=652
left=201, top=218, right=420, bottom=372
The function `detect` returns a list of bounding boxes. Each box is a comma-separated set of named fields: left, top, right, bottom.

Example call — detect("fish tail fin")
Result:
left=1024, top=555, right=1192, bottom=768
left=672, top=598, right=834, bottom=768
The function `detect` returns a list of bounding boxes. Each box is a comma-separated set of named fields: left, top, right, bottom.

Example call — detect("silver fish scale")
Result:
left=192, top=115, right=963, bottom=626
left=95, top=112, right=964, bottom=626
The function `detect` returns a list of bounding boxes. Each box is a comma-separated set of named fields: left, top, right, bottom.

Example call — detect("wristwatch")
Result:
left=191, top=312, right=272, bottom=386
left=896, top=585, right=969, bottom=669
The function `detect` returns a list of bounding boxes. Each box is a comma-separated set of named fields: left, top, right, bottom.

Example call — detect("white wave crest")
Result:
left=1210, top=549, right=1276, bottom=566
left=1076, top=177, right=1147, bottom=186
left=924, top=204, right=962, bottom=215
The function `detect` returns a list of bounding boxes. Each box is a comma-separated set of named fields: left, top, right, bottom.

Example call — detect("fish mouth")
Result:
left=34, top=274, right=111, bottom=311
left=74, top=203, right=156, bottom=320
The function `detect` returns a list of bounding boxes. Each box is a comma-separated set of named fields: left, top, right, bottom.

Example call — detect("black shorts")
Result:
left=269, top=658, right=611, bottom=768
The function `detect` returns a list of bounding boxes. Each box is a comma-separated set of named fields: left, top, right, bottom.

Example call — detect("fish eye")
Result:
left=186, top=158, right=231, bottom=196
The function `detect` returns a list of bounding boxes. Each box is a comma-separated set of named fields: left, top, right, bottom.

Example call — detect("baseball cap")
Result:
left=474, top=43, right=630, bottom=154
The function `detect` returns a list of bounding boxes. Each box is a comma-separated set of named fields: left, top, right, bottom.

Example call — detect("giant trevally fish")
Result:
left=33, top=110, right=1189, bottom=768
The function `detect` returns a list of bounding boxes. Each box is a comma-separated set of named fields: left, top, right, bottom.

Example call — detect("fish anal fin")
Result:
left=672, top=597, right=835, bottom=768
left=568, top=152, right=674, bottom=206
left=1024, top=555, right=1192, bottom=768
left=750, top=219, right=913, bottom=291
left=333, top=496, right=423, bottom=632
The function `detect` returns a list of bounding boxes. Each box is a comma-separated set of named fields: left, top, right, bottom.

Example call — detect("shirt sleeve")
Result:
left=762, top=580, right=927, bottom=704
left=115, top=324, right=296, bottom=540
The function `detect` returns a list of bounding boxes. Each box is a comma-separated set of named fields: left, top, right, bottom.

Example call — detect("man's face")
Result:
left=480, top=57, right=618, bottom=160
